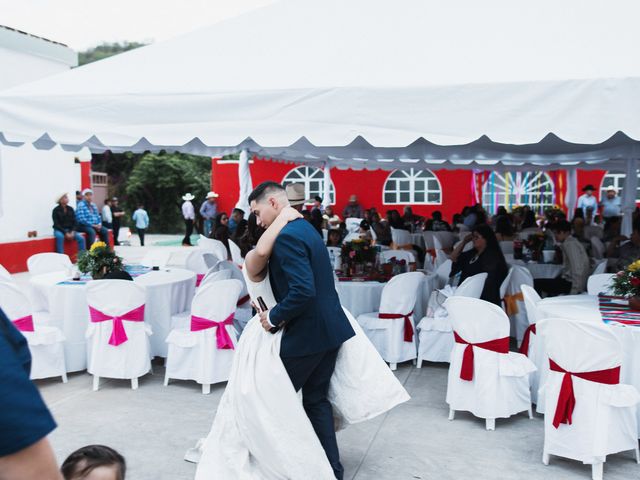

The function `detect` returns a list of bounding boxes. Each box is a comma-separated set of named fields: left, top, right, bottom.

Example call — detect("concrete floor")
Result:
left=36, top=362, right=638, bottom=480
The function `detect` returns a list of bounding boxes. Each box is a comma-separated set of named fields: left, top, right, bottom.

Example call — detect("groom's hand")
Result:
left=258, top=310, right=272, bottom=332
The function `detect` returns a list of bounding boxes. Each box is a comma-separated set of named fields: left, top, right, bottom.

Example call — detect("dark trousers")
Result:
left=534, top=277, right=572, bottom=297
left=113, top=222, right=120, bottom=245
left=281, top=348, right=343, bottom=480
left=77, top=224, right=109, bottom=246
left=183, top=219, right=193, bottom=245
left=137, top=228, right=146, bottom=246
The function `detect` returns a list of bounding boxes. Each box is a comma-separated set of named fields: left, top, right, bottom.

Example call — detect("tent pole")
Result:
left=620, top=151, right=639, bottom=237
left=322, top=160, right=332, bottom=209
left=564, top=168, right=578, bottom=220
left=235, top=149, right=253, bottom=219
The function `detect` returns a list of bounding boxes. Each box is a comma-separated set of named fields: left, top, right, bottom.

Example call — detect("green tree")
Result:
left=78, top=42, right=148, bottom=66
left=125, top=151, right=211, bottom=233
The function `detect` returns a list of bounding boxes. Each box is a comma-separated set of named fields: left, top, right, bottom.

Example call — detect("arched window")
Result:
left=383, top=168, right=442, bottom=204
left=600, top=171, right=640, bottom=201
left=282, top=166, right=335, bottom=204
left=482, top=171, right=555, bottom=214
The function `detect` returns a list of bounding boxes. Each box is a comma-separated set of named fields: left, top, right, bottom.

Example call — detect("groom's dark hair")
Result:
left=248, top=181, right=285, bottom=204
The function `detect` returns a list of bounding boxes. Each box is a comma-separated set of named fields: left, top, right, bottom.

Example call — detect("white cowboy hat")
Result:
left=285, top=183, right=307, bottom=206
left=56, top=192, right=68, bottom=203
left=81, top=188, right=93, bottom=196
left=182, top=193, right=195, bottom=201
left=206, top=191, right=219, bottom=199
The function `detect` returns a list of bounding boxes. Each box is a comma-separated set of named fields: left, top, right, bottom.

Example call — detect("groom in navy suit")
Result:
left=249, top=181, right=355, bottom=479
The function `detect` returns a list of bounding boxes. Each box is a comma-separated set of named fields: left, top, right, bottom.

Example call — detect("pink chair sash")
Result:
left=12, top=315, right=34, bottom=332
left=89, top=304, right=145, bottom=346
left=190, top=313, right=235, bottom=350
left=195, top=274, right=205, bottom=287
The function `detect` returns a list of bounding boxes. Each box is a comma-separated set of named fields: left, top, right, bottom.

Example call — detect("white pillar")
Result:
left=235, top=149, right=253, bottom=218
left=322, top=161, right=332, bottom=209
left=621, top=157, right=638, bottom=237
left=564, top=168, right=578, bottom=220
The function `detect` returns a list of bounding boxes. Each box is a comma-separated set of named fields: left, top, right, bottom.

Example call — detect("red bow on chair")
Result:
left=12, top=315, right=34, bottom=332
left=378, top=311, right=414, bottom=342
left=89, top=305, right=145, bottom=346
left=453, top=332, right=509, bottom=381
left=519, top=324, right=536, bottom=356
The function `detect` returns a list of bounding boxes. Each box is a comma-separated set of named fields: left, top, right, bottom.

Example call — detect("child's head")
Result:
left=61, top=445, right=126, bottom=480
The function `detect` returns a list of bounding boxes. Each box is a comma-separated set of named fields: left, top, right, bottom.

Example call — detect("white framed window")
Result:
left=383, top=168, right=442, bottom=204
left=482, top=171, right=555, bottom=214
left=282, top=166, right=335, bottom=204
left=600, top=171, right=640, bottom=201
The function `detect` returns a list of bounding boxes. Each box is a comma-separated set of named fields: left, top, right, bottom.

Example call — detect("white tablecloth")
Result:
left=336, top=272, right=437, bottom=319
left=511, top=260, right=562, bottom=280
left=29, top=268, right=196, bottom=371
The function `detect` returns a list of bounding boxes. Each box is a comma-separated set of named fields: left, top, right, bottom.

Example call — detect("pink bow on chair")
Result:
left=190, top=313, right=235, bottom=350
left=89, top=305, right=146, bottom=346
left=12, top=315, right=34, bottom=332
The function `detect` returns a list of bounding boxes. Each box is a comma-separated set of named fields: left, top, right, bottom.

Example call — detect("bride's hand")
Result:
left=280, top=206, right=303, bottom=223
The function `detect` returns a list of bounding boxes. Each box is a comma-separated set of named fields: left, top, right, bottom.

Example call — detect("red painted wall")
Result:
left=80, top=161, right=92, bottom=190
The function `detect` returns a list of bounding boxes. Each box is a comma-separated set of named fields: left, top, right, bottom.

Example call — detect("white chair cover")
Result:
left=356, top=272, right=424, bottom=367
left=538, top=318, right=639, bottom=468
left=165, top=280, right=243, bottom=391
left=592, top=259, right=607, bottom=275
left=499, top=267, right=514, bottom=302
left=505, top=266, right=534, bottom=342
left=434, top=231, right=455, bottom=250
left=499, top=241, right=514, bottom=254
left=455, top=272, right=487, bottom=298
left=0, top=282, right=65, bottom=380
left=198, top=268, right=233, bottom=290
left=202, top=252, right=219, bottom=269
left=184, top=250, right=209, bottom=275
left=212, top=261, right=251, bottom=333
left=587, top=274, right=615, bottom=296
left=380, top=249, right=416, bottom=264
left=0, top=264, right=12, bottom=283
left=391, top=227, right=412, bottom=246
left=434, top=249, right=449, bottom=269
left=86, top=280, right=152, bottom=383
left=445, top=297, right=535, bottom=425
left=140, top=249, right=171, bottom=268
left=27, top=253, right=72, bottom=275
left=435, top=259, right=452, bottom=289
left=197, top=235, right=229, bottom=262
left=117, top=226, right=131, bottom=244
left=590, top=236, right=605, bottom=260
left=228, top=240, right=244, bottom=265
left=345, top=218, right=362, bottom=234
left=422, top=231, right=436, bottom=250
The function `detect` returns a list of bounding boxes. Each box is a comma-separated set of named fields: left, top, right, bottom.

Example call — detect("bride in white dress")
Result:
left=195, top=207, right=410, bottom=480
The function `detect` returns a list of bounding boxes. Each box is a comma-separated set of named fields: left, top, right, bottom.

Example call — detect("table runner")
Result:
left=598, top=295, right=640, bottom=326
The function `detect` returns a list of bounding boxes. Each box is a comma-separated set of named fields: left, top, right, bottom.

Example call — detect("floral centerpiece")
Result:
left=341, top=239, right=376, bottom=276
left=524, top=233, right=546, bottom=261
left=611, top=259, right=640, bottom=309
left=77, top=241, right=124, bottom=279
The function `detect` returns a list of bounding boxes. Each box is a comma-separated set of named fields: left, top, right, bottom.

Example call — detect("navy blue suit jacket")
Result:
left=269, top=219, right=355, bottom=358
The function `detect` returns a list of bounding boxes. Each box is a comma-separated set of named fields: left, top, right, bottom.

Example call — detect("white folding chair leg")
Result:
left=636, top=446, right=640, bottom=464
left=542, top=452, right=549, bottom=466
left=93, top=375, right=100, bottom=391
left=591, top=462, right=603, bottom=480
left=485, top=418, right=495, bottom=431
left=416, top=354, right=423, bottom=369
left=528, top=406, right=533, bottom=419
left=389, top=363, right=397, bottom=371
left=448, top=409, right=455, bottom=421
left=202, top=383, right=211, bottom=395
left=131, top=377, right=139, bottom=390
left=61, top=372, right=68, bottom=383
left=163, top=374, right=169, bottom=386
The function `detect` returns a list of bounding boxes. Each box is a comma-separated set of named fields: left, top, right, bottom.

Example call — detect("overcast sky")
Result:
left=0, top=0, right=275, bottom=50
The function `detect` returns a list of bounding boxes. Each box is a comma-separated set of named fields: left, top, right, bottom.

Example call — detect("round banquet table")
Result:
left=511, top=260, right=562, bottom=280
left=336, top=272, right=437, bottom=320
left=29, top=268, right=196, bottom=372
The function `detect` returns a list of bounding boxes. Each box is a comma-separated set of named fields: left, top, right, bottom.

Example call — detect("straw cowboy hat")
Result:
left=206, top=191, right=219, bottom=199
left=56, top=192, right=68, bottom=203
left=285, top=183, right=307, bottom=206
left=182, top=193, right=195, bottom=201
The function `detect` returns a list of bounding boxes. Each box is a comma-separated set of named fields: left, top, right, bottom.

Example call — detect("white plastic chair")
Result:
left=538, top=318, right=639, bottom=479
left=0, top=264, right=12, bottom=283
left=165, top=280, right=243, bottom=393
left=587, top=274, right=615, bottom=296
left=86, top=280, right=152, bottom=390
left=140, top=249, right=171, bottom=268
left=27, top=253, right=72, bottom=276
left=228, top=240, right=244, bottom=265
left=590, top=236, right=605, bottom=260
left=445, top=297, right=536, bottom=430
left=416, top=273, right=487, bottom=367
left=197, top=235, right=229, bottom=261
left=356, top=272, right=424, bottom=370
left=380, top=249, right=416, bottom=265
left=0, top=282, right=66, bottom=381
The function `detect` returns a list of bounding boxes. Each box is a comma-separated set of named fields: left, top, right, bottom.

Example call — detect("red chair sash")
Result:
left=378, top=311, right=414, bottom=342
left=549, top=359, right=620, bottom=429
left=453, top=332, right=510, bottom=381
left=12, top=315, right=34, bottom=332
left=518, top=324, right=536, bottom=356
left=89, top=304, right=145, bottom=346
left=190, top=313, right=235, bottom=350
left=236, top=294, right=250, bottom=307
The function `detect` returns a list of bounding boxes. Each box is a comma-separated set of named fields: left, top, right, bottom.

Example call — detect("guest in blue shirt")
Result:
left=76, top=189, right=110, bottom=246
left=599, top=186, right=621, bottom=219
left=0, top=308, right=60, bottom=478
left=132, top=204, right=150, bottom=247
left=199, top=192, right=219, bottom=236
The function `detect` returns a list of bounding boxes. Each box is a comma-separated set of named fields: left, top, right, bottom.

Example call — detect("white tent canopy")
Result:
left=0, top=0, right=639, bottom=171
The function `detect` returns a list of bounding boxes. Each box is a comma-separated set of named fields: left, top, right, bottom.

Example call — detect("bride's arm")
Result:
left=244, top=207, right=302, bottom=281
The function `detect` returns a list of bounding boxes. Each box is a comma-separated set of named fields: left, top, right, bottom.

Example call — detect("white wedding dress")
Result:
left=194, top=269, right=410, bottom=480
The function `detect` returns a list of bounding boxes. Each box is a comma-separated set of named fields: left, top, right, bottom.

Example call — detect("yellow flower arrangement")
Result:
left=90, top=241, right=107, bottom=252
left=628, top=260, right=640, bottom=273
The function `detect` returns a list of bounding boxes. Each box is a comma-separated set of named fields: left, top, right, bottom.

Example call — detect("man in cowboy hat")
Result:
left=181, top=193, right=196, bottom=246
left=199, top=191, right=219, bottom=236
left=600, top=185, right=621, bottom=220
left=52, top=193, right=86, bottom=254
left=285, top=183, right=307, bottom=212
left=342, top=194, right=363, bottom=219
left=577, top=184, right=598, bottom=222
left=75, top=188, right=109, bottom=246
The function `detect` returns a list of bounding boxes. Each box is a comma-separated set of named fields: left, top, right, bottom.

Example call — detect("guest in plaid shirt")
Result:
left=75, top=189, right=110, bottom=246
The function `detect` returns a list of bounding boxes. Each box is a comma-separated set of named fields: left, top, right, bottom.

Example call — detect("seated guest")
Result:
left=323, top=206, right=341, bottom=229
left=534, top=220, right=590, bottom=296
left=228, top=208, right=247, bottom=236
left=342, top=194, right=364, bottom=219
left=520, top=209, right=538, bottom=230
left=450, top=224, right=509, bottom=305
left=371, top=213, right=392, bottom=246
left=494, top=215, right=516, bottom=241
left=53, top=193, right=86, bottom=254
left=387, top=209, right=406, bottom=230
left=326, top=228, right=342, bottom=247
left=358, top=220, right=373, bottom=242
left=461, top=206, right=476, bottom=228
left=210, top=212, right=231, bottom=260
left=309, top=204, right=324, bottom=237
left=607, top=219, right=640, bottom=272
left=75, top=189, right=110, bottom=246
left=61, top=444, right=126, bottom=480
left=311, top=196, right=324, bottom=214
left=603, top=215, right=622, bottom=243
left=402, top=206, right=423, bottom=230
left=424, top=210, right=451, bottom=232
